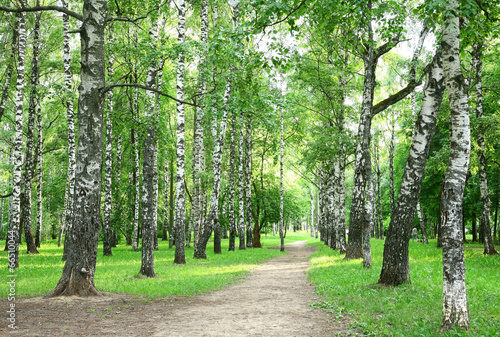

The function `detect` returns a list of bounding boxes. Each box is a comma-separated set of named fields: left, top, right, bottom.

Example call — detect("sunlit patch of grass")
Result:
left=307, top=238, right=500, bottom=336
left=0, top=231, right=312, bottom=299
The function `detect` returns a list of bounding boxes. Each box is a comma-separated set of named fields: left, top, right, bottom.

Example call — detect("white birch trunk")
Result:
left=61, top=0, right=76, bottom=259
left=195, top=3, right=238, bottom=258
left=310, top=189, right=315, bottom=238
left=36, top=104, right=43, bottom=247
left=279, top=107, right=285, bottom=252
left=23, top=8, right=41, bottom=254
left=334, top=161, right=346, bottom=252
left=0, top=16, right=18, bottom=122
left=102, top=24, right=114, bottom=257
left=132, top=126, right=140, bottom=251
left=245, top=114, right=253, bottom=247
left=238, top=113, right=246, bottom=250
left=363, top=155, right=373, bottom=269
left=10, top=0, right=28, bottom=267
left=192, top=0, right=208, bottom=252
left=139, top=16, right=161, bottom=276
left=440, top=1, right=471, bottom=329
left=416, top=200, right=429, bottom=244
left=228, top=113, right=237, bottom=251
left=378, top=52, right=444, bottom=286
left=47, top=0, right=107, bottom=297
left=174, top=0, right=187, bottom=264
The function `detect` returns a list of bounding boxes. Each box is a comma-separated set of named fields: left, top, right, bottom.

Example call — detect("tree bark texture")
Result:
left=345, top=52, right=376, bottom=260
left=279, top=107, right=285, bottom=252
left=46, top=0, right=107, bottom=297
left=0, top=15, right=18, bottom=123
left=363, top=156, right=374, bottom=269
left=10, top=0, right=28, bottom=268
left=61, top=0, right=77, bottom=259
left=102, top=24, right=114, bottom=257
left=228, top=114, right=237, bottom=251
left=22, top=8, right=41, bottom=255
left=35, top=103, right=43, bottom=247
left=238, top=113, right=246, bottom=250
left=334, top=160, right=347, bottom=253
left=416, top=201, right=429, bottom=244
left=378, top=52, right=444, bottom=286
left=440, top=2, right=471, bottom=329
left=174, top=0, right=187, bottom=264
left=246, top=114, right=254, bottom=248
left=192, top=0, right=208, bottom=254
left=139, top=17, right=161, bottom=277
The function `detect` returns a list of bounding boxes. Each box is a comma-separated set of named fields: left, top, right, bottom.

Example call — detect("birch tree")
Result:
left=9, top=0, right=27, bottom=267
left=440, top=0, right=470, bottom=329
left=195, top=2, right=239, bottom=258
left=378, top=52, right=444, bottom=286
left=238, top=113, right=246, bottom=250
left=22, top=7, right=42, bottom=255
left=192, top=0, right=208, bottom=254
left=246, top=114, right=253, bottom=247
left=174, top=0, right=187, bottom=264
left=140, top=16, right=161, bottom=276
left=0, top=15, right=18, bottom=123
left=228, top=114, right=237, bottom=251
left=102, top=24, right=114, bottom=257
left=279, top=107, right=285, bottom=252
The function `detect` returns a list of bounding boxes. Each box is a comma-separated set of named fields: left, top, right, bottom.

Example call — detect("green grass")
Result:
left=0, top=231, right=312, bottom=299
left=306, top=238, right=500, bottom=336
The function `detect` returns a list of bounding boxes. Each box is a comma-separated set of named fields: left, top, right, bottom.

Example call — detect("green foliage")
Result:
left=307, top=239, right=500, bottom=336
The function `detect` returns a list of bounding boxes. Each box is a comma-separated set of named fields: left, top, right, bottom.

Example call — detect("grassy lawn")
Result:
left=0, top=231, right=312, bottom=299
left=307, top=238, right=500, bottom=336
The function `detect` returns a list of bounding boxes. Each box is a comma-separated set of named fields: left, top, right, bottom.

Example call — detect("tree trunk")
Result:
left=363, top=155, right=374, bottom=269
left=416, top=200, right=429, bottom=244
left=35, top=103, right=43, bottom=248
left=246, top=114, right=254, bottom=248
left=310, top=189, right=315, bottom=238
left=9, top=0, right=28, bottom=268
left=373, top=139, right=380, bottom=239
left=132, top=126, right=140, bottom=251
left=378, top=52, right=444, bottom=286
left=22, top=8, right=41, bottom=255
left=345, top=57, right=376, bottom=259
left=472, top=217, right=477, bottom=242
left=61, top=0, right=77, bottom=260
left=440, top=1, right=471, bottom=329
left=228, top=113, right=237, bottom=251
left=472, top=42, right=497, bottom=255
left=192, top=0, right=208, bottom=254
left=162, top=154, right=169, bottom=241
left=102, top=24, right=114, bottom=257
left=279, top=107, right=285, bottom=252
left=238, top=113, right=246, bottom=250
left=139, top=17, right=161, bottom=277
left=389, top=113, right=396, bottom=220
left=46, top=0, right=107, bottom=297
left=169, top=156, right=175, bottom=249
left=173, top=0, right=187, bottom=264
left=0, top=15, right=18, bottom=123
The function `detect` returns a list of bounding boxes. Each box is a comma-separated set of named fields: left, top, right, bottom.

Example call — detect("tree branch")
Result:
left=372, top=69, right=426, bottom=115
left=106, top=1, right=169, bottom=23
left=256, top=0, right=309, bottom=30
left=100, top=83, right=198, bottom=107
left=0, top=5, right=82, bottom=21
left=0, top=191, right=13, bottom=199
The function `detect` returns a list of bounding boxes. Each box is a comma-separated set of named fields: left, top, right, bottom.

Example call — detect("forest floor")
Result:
left=2, top=241, right=350, bottom=336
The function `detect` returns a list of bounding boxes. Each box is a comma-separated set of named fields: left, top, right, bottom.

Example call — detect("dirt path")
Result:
left=2, top=241, right=349, bottom=336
